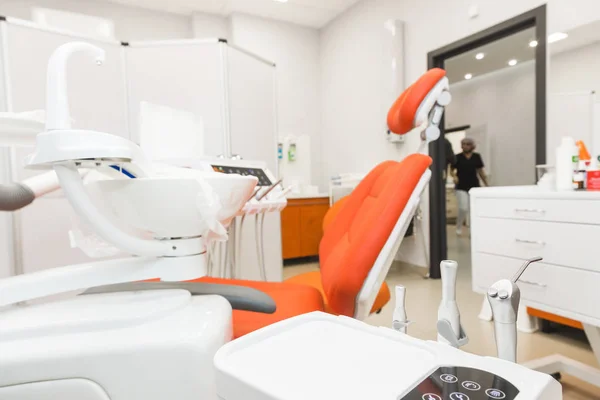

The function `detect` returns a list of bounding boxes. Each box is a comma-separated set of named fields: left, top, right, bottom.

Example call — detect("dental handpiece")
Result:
left=487, top=257, right=543, bottom=363
left=438, top=260, right=460, bottom=345
left=255, top=179, right=283, bottom=201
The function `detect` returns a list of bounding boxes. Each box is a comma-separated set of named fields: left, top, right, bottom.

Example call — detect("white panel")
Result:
left=4, top=20, right=129, bottom=137
left=227, top=47, right=277, bottom=173
left=2, top=20, right=130, bottom=275
left=125, top=41, right=226, bottom=158
left=548, top=92, right=595, bottom=163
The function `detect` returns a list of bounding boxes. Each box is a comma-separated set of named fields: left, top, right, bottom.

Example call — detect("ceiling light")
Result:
left=464, top=73, right=473, bottom=80
left=274, top=0, right=288, bottom=2
left=508, top=59, right=518, bottom=66
left=529, top=40, right=538, bottom=47
left=548, top=32, right=568, bottom=43
left=475, top=53, right=485, bottom=60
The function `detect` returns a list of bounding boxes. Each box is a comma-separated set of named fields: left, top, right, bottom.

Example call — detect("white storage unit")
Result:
left=470, top=185, right=600, bottom=386
left=0, top=18, right=129, bottom=277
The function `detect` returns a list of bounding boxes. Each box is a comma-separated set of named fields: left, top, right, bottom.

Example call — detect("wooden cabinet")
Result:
left=281, top=197, right=330, bottom=260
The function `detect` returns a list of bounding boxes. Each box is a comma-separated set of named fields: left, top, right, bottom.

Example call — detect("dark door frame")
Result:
left=427, top=5, right=547, bottom=279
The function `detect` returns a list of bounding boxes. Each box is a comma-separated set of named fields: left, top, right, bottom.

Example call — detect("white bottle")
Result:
left=555, top=136, right=578, bottom=191
left=438, top=260, right=460, bottom=345
left=392, top=285, right=408, bottom=334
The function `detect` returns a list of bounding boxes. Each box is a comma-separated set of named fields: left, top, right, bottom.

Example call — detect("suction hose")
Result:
left=0, top=183, right=35, bottom=211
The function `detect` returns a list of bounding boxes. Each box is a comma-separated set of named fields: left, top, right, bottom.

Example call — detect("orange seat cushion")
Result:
left=194, top=276, right=325, bottom=339
left=319, top=154, right=432, bottom=317
left=285, top=270, right=390, bottom=314
left=387, top=68, right=446, bottom=135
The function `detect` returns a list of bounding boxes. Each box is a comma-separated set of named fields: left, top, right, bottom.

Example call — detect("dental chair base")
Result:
left=0, top=290, right=232, bottom=400
left=524, top=323, right=600, bottom=388
left=214, top=312, right=561, bottom=400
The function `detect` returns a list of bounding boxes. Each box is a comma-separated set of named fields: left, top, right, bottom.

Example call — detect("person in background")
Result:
left=444, top=137, right=456, bottom=180
left=450, top=138, right=489, bottom=235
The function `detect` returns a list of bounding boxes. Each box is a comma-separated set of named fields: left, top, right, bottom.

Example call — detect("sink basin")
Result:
left=85, top=172, right=257, bottom=238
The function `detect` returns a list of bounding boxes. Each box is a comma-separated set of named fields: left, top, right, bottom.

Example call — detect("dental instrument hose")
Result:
left=236, top=214, right=246, bottom=279
left=255, top=214, right=266, bottom=281
left=259, top=212, right=267, bottom=281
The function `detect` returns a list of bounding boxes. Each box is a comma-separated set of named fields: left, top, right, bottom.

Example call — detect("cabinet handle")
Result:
left=515, top=238, right=546, bottom=246
left=514, top=208, right=545, bottom=214
left=519, top=279, right=547, bottom=288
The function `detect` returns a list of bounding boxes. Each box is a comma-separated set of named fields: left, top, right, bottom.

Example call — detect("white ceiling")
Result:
left=105, top=0, right=361, bottom=28
left=446, top=20, right=600, bottom=85
left=445, top=28, right=536, bottom=84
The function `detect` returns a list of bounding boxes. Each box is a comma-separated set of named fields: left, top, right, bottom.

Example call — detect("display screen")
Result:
left=211, top=164, right=273, bottom=187
left=399, top=366, right=519, bottom=400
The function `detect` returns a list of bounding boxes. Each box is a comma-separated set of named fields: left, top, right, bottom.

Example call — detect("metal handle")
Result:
left=519, top=279, right=547, bottom=288
left=515, top=238, right=546, bottom=246
left=514, top=208, right=545, bottom=214
left=511, top=256, right=543, bottom=283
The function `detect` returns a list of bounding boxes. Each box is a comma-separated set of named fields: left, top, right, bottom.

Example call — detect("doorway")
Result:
left=427, top=6, right=547, bottom=279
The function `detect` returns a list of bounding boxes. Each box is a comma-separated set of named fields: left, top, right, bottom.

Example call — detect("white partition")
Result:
left=0, top=18, right=129, bottom=275
left=125, top=39, right=281, bottom=281
left=125, top=39, right=228, bottom=158
left=228, top=46, right=277, bottom=173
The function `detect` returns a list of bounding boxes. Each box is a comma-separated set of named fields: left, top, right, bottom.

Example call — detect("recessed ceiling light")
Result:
left=464, top=73, right=473, bottom=80
left=274, top=0, right=288, bottom=2
left=508, top=59, right=518, bottom=66
left=529, top=40, right=538, bottom=47
left=548, top=32, right=568, bottom=43
left=475, top=53, right=485, bottom=60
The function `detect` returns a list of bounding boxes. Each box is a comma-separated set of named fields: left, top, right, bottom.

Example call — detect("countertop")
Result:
left=470, top=185, right=600, bottom=200
left=286, top=192, right=329, bottom=200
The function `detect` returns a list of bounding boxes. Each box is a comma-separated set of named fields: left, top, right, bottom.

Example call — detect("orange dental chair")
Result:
left=197, top=68, right=451, bottom=339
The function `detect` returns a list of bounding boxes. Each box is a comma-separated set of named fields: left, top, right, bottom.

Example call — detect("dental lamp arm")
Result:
left=46, top=42, right=105, bottom=130
left=83, top=282, right=277, bottom=314
left=0, top=256, right=168, bottom=308
left=54, top=164, right=172, bottom=257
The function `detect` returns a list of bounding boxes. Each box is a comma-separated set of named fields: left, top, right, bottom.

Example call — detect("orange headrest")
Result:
left=387, top=68, right=446, bottom=135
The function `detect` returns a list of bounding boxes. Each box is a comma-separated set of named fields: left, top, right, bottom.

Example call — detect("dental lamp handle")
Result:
left=46, top=42, right=105, bottom=131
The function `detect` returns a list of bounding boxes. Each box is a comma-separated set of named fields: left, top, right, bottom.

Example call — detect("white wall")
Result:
left=230, top=13, right=322, bottom=189
left=551, top=42, right=600, bottom=93
left=446, top=63, right=536, bottom=187
left=320, top=0, right=600, bottom=267
left=0, top=0, right=192, bottom=40
left=192, top=12, right=229, bottom=40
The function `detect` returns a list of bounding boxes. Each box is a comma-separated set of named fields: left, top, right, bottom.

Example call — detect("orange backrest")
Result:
left=387, top=68, right=447, bottom=134
left=318, top=154, right=432, bottom=316
left=322, top=196, right=349, bottom=232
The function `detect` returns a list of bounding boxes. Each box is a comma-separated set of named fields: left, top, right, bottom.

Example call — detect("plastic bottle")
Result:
left=555, top=137, right=578, bottom=191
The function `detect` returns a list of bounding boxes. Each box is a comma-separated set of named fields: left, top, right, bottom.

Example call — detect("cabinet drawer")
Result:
left=473, top=253, right=600, bottom=321
left=474, top=198, right=600, bottom=225
left=473, top=218, right=600, bottom=272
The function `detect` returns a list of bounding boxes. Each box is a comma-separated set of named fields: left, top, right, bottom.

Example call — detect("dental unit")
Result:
left=214, top=258, right=561, bottom=400
left=0, top=42, right=276, bottom=400
left=0, top=41, right=563, bottom=400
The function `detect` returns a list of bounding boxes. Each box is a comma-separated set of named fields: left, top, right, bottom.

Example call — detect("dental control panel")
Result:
left=402, top=367, right=518, bottom=400
left=210, top=164, right=273, bottom=187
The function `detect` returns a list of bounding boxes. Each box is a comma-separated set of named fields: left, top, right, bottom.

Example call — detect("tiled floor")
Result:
left=283, top=226, right=600, bottom=399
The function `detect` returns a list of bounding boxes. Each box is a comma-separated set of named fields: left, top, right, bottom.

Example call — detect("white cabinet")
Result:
left=470, top=186, right=600, bottom=325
